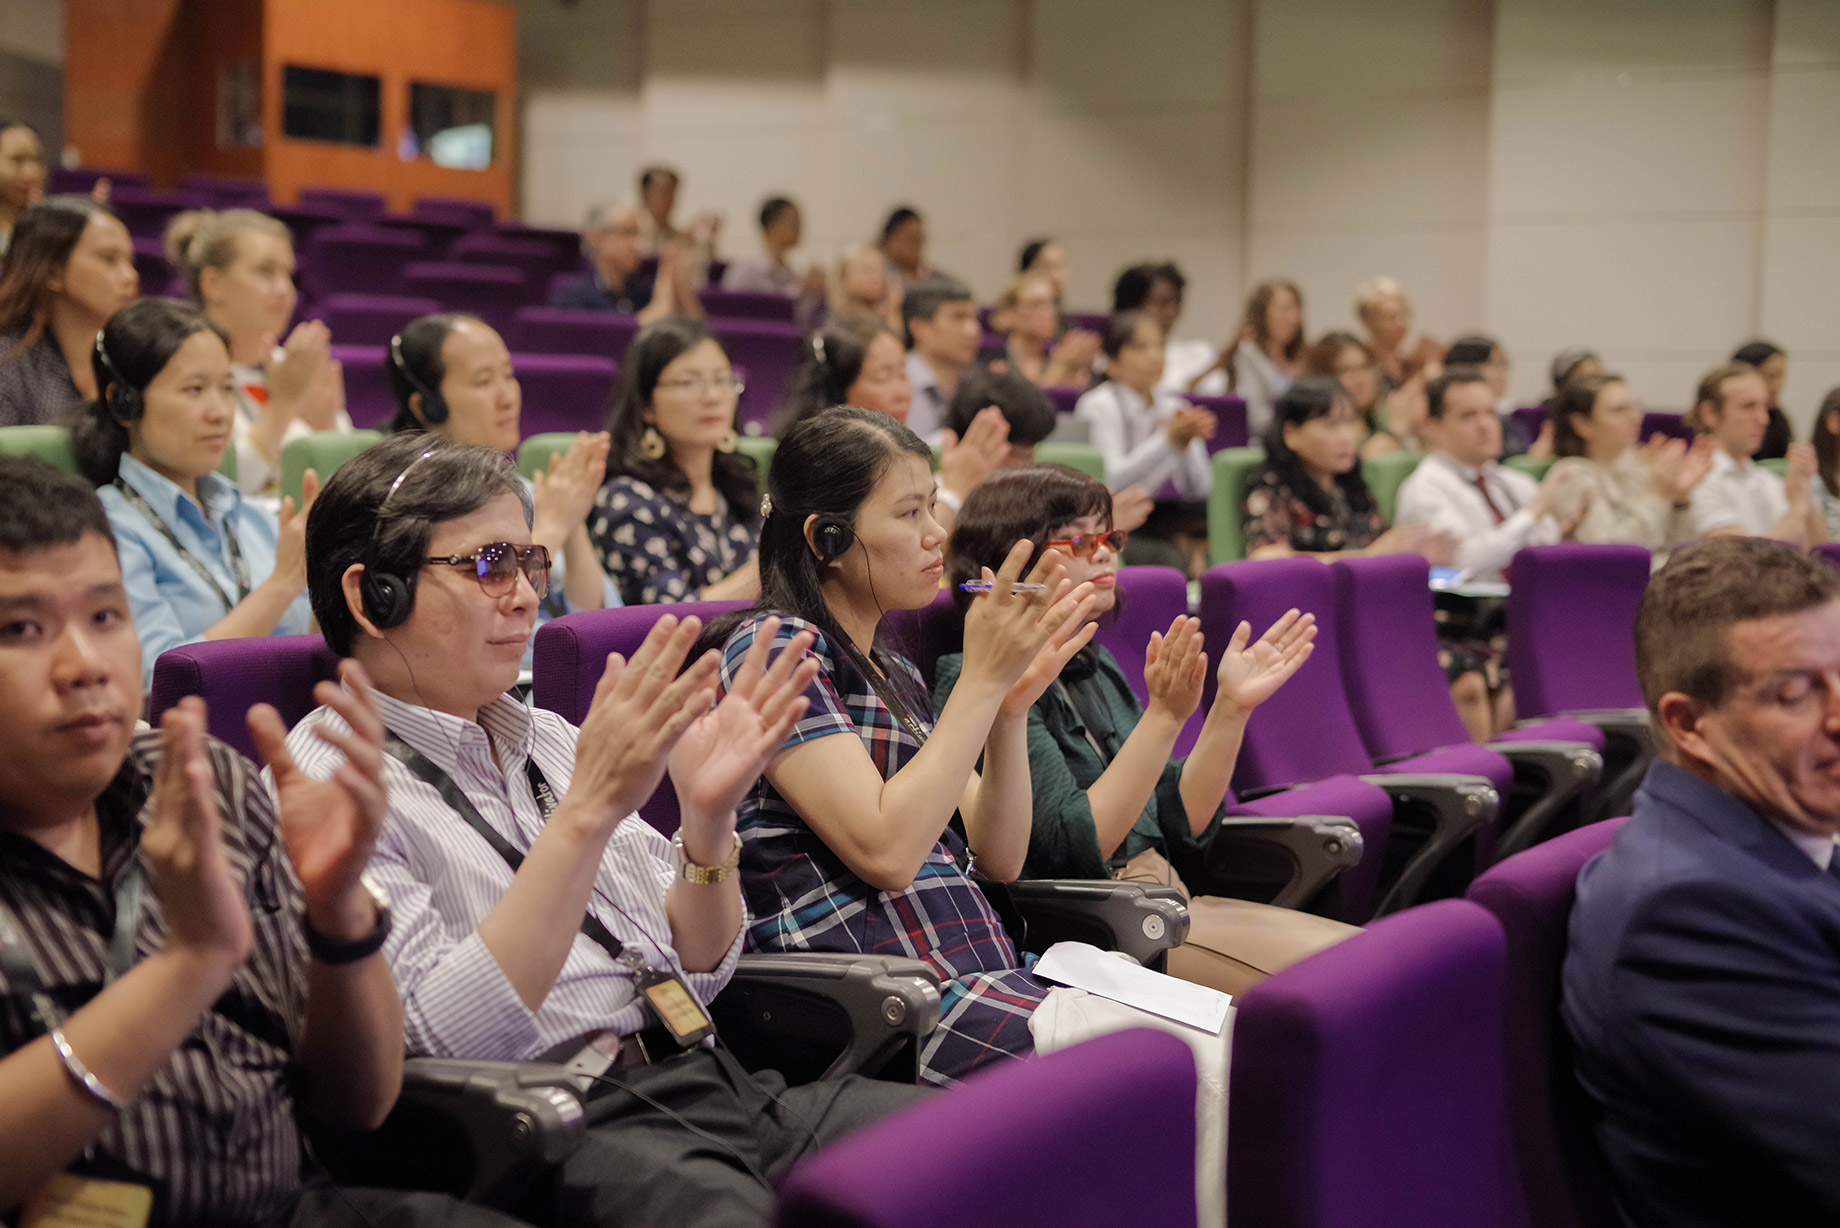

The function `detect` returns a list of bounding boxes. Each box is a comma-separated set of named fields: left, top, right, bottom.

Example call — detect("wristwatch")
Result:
left=304, top=873, right=393, bottom=965
left=672, top=832, right=743, bottom=884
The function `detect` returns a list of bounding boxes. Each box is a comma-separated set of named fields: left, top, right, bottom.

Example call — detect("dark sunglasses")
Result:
left=1046, top=530, right=1128, bottom=558
left=423, top=542, right=552, bottom=599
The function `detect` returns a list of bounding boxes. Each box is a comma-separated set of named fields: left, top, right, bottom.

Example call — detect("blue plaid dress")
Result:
left=718, top=613, right=1050, bottom=1087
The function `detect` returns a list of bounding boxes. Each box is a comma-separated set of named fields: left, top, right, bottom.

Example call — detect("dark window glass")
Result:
left=281, top=66, right=381, bottom=147
left=407, top=82, right=497, bottom=170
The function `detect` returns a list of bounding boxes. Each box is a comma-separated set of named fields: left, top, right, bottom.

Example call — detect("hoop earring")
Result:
left=717, top=429, right=739, bottom=453
left=639, top=425, right=667, bottom=460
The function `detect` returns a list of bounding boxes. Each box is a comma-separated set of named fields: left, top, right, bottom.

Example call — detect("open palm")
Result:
left=671, top=619, right=819, bottom=821
left=1215, top=609, right=1316, bottom=715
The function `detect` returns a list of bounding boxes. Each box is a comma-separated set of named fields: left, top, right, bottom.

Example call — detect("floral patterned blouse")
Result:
left=588, top=475, right=758, bottom=605
left=1241, top=464, right=1387, bottom=554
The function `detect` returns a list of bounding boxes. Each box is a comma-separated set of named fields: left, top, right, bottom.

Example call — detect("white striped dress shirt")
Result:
left=284, top=689, right=745, bottom=1062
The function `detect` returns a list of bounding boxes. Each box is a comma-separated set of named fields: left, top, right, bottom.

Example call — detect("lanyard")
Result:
left=114, top=478, right=251, bottom=613
left=0, top=860, right=145, bottom=1038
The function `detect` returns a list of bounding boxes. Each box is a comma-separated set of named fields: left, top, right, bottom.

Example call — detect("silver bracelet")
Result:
left=50, top=1027, right=128, bottom=1111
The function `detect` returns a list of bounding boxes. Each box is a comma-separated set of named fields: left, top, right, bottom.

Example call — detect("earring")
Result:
left=639, top=425, right=667, bottom=460
left=717, top=429, right=739, bottom=453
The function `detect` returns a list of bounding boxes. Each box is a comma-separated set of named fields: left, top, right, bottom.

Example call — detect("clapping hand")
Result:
left=1144, top=615, right=1208, bottom=724
left=1215, top=609, right=1316, bottom=718
left=143, top=699, right=254, bottom=967
left=532, top=431, right=611, bottom=544
left=938, top=406, right=1010, bottom=502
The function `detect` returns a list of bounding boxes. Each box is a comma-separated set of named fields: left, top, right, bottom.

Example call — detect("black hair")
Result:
left=1099, top=310, right=1155, bottom=363
left=383, top=312, right=483, bottom=434
left=945, top=366, right=1056, bottom=447
left=880, top=206, right=921, bottom=244
left=1813, top=386, right=1840, bottom=499
left=1549, top=373, right=1625, bottom=459
left=1111, top=262, right=1185, bottom=314
left=900, top=274, right=974, bottom=347
left=945, top=464, right=1112, bottom=614
left=603, top=318, right=758, bottom=524
left=638, top=166, right=679, bottom=192
left=0, top=195, right=121, bottom=344
left=697, top=407, right=932, bottom=702
left=1732, top=340, right=1784, bottom=368
left=1019, top=237, right=1052, bottom=274
left=65, top=299, right=229, bottom=487
left=1262, top=374, right=1377, bottom=520
left=777, top=316, right=900, bottom=434
left=0, top=456, right=116, bottom=556
left=1444, top=335, right=1500, bottom=367
left=758, top=196, right=796, bottom=230
left=305, top=433, right=530, bottom=656
left=1425, top=365, right=1491, bottom=420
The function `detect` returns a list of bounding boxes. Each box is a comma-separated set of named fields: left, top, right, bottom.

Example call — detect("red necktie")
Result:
left=1473, top=472, right=1506, bottom=524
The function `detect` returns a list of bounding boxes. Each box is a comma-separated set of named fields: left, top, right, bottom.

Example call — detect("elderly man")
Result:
left=1564, top=535, right=1840, bottom=1227
left=552, top=201, right=701, bottom=324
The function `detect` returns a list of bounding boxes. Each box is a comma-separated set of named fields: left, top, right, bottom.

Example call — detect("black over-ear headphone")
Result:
left=812, top=514, right=855, bottom=566
left=359, top=447, right=439, bottom=631
left=93, top=331, right=142, bottom=424
left=390, top=333, right=447, bottom=426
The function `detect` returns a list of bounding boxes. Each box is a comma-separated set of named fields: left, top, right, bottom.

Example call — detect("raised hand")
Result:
left=142, top=698, right=253, bottom=966
left=938, top=406, right=1010, bottom=502
left=271, top=468, right=318, bottom=593
left=1215, top=609, right=1316, bottom=717
left=1144, top=615, right=1208, bottom=724
left=1111, top=485, right=1154, bottom=534
left=532, top=431, right=612, bottom=544
left=993, top=549, right=1099, bottom=717
left=248, top=660, right=390, bottom=937
left=266, top=321, right=333, bottom=414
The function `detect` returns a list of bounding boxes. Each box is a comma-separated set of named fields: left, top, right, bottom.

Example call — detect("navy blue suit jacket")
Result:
left=1563, top=759, right=1840, bottom=1227
left=549, top=268, right=655, bottom=314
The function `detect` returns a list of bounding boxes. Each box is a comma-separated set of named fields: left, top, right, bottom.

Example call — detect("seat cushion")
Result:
left=1383, top=744, right=1515, bottom=795
left=1493, top=717, right=1608, bottom=752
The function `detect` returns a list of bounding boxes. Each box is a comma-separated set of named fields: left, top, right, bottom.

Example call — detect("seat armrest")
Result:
left=1554, top=708, right=1655, bottom=822
left=1484, top=739, right=1602, bottom=789
left=717, top=953, right=941, bottom=1083
left=1005, top=879, right=1190, bottom=970
left=395, top=1057, right=587, bottom=1204
left=1357, top=772, right=1499, bottom=917
left=1204, top=815, right=1364, bottom=911
left=1481, top=740, right=1604, bottom=861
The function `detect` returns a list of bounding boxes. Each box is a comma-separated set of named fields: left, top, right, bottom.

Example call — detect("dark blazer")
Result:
left=549, top=268, right=655, bottom=314
left=1562, top=758, right=1840, bottom=1228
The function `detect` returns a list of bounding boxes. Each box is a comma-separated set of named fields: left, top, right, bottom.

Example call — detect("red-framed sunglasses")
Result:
left=1046, top=530, right=1128, bottom=558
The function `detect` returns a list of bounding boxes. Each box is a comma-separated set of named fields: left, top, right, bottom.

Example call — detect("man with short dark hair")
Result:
left=945, top=366, right=1056, bottom=471
left=1565, top=535, right=1840, bottom=1227
left=0, top=457, right=522, bottom=1226
left=1112, top=261, right=1213, bottom=394
left=1688, top=362, right=1823, bottom=547
left=901, top=274, right=981, bottom=440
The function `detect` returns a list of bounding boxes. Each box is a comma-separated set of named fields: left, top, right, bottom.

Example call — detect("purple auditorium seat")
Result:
left=1468, top=820, right=1630, bottom=1228
left=1089, top=565, right=1203, bottom=755
left=1511, top=405, right=1546, bottom=446
left=1815, top=542, right=1840, bottom=571
left=298, top=187, right=387, bottom=220
left=494, top=221, right=583, bottom=267
left=1186, top=393, right=1250, bottom=451
left=1067, top=310, right=1108, bottom=333
left=701, top=288, right=797, bottom=323
left=1332, top=555, right=1605, bottom=862
left=267, top=202, right=347, bottom=250
left=533, top=602, right=751, bottom=836
left=149, top=635, right=341, bottom=765
left=398, top=262, right=529, bottom=336
left=313, top=294, right=442, bottom=346
left=177, top=174, right=270, bottom=209
left=877, top=587, right=961, bottom=691
left=50, top=167, right=148, bottom=195
left=777, top=1028, right=1199, bottom=1228
left=1201, top=557, right=1503, bottom=917
left=510, top=306, right=642, bottom=361
left=1505, top=544, right=1653, bottom=820
left=379, top=214, right=472, bottom=254
left=511, top=354, right=619, bottom=437
left=331, top=344, right=393, bottom=428
left=130, top=237, right=176, bottom=297
left=1042, top=384, right=1082, bottom=417
left=1639, top=411, right=1693, bottom=444
left=448, top=235, right=567, bottom=288
left=412, top=195, right=496, bottom=230
left=711, top=319, right=802, bottom=432
left=307, top=226, right=427, bottom=300
left=1228, top=898, right=1525, bottom=1228
left=107, top=186, right=202, bottom=239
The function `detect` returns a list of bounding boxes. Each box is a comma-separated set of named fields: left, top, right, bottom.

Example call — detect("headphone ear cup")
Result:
left=108, top=385, right=142, bottom=424
left=418, top=391, right=448, bottom=427
left=360, top=570, right=414, bottom=631
left=814, top=517, right=854, bottom=565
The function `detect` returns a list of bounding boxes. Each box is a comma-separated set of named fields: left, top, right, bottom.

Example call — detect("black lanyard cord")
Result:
left=114, top=477, right=252, bottom=612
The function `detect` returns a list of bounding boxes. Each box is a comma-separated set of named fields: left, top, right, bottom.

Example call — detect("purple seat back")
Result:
left=298, top=187, right=387, bottom=220
left=1505, top=544, right=1649, bottom=717
left=448, top=235, right=564, bottom=287
left=268, top=202, right=347, bottom=249
left=512, top=354, right=618, bottom=437
left=1188, top=393, right=1250, bottom=451
left=510, top=306, right=642, bottom=361
left=177, top=174, right=270, bottom=209
left=413, top=196, right=496, bottom=229
left=1512, top=405, right=1546, bottom=445
left=532, top=602, right=750, bottom=835
left=493, top=221, right=582, bottom=265
left=378, top=214, right=472, bottom=253
left=51, top=167, right=149, bottom=194
left=703, top=288, right=797, bottom=323
left=1200, top=558, right=1377, bottom=791
left=1042, top=385, right=1082, bottom=416
left=778, top=1028, right=1199, bottom=1228
left=1067, top=310, right=1109, bottom=333
left=314, top=294, right=442, bottom=346
left=331, top=344, right=393, bottom=429
left=1639, top=411, right=1693, bottom=444
left=878, top=588, right=962, bottom=692
left=130, top=237, right=176, bottom=298
left=107, top=187, right=201, bottom=239
left=711, top=319, right=802, bottom=432
left=1089, top=566, right=1202, bottom=756
left=149, top=636, right=341, bottom=765
left=307, top=226, right=427, bottom=299
left=1332, top=554, right=1475, bottom=759
left=1468, top=819, right=1630, bottom=1228
left=399, top=262, right=530, bottom=335
left=1229, top=898, right=1525, bottom=1228
left=1813, top=542, right=1840, bottom=571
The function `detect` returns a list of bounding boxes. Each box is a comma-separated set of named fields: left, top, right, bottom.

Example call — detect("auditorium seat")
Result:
left=1468, top=819, right=1629, bottom=1228
left=412, top=195, right=496, bottom=230
left=1814, top=542, right=1840, bottom=571
left=510, top=354, right=618, bottom=437
left=313, top=294, right=442, bottom=346
left=330, top=345, right=393, bottom=428
left=177, top=173, right=270, bottom=209
left=399, top=262, right=529, bottom=335
left=280, top=429, right=384, bottom=505
left=448, top=234, right=568, bottom=288
left=298, top=187, right=387, bottom=220
left=1332, top=555, right=1604, bottom=862
left=710, top=318, right=801, bottom=433
left=107, top=186, right=200, bottom=239
left=493, top=220, right=583, bottom=267
left=701, top=287, right=797, bottom=323
left=49, top=166, right=148, bottom=195
left=1205, top=446, right=1265, bottom=565
left=1228, top=898, right=1524, bottom=1228
left=1042, top=384, right=1082, bottom=416
left=1067, top=310, right=1108, bottom=333
left=1360, top=450, right=1422, bottom=523
left=307, top=226, right=427, bottom=299
left=1186, top=392, right=1250, bottom=451
left=0, top=424, right=79, bottom=474
left=737, top=435, right=776, bottom=493
left=778, top=1028, right=1200, bottom=1228
left=1033, top=440, right=1105, bottom=482
left=130, top=237, right=179, bottom=297
left=267, top=202, right=347, bottom=250
left=1510, top=405, right=1545, bottom=446
left=510, top=306, right=642, bottom=361
left=1089, top=565, right=1202, bottom=754
left=379, top=213, right=473, bottom=253
left=1640, top=411, right=1693, bottom=444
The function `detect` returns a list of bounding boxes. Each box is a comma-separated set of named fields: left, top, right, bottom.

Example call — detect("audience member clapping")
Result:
left=1731, top=338, right=1792, bottom=460
left=878, top=204, right=930, bottom=299
left=1018, top=236, right=1070, bottom=303
left=637, top=163, right=721, bottom=270
left=1810, top=387, right=1840, bottom=539
left=0, top=195, right=137, bottom=427
left=829, top=241, right=899, bottom=331
left=553, top=201, right=701, bottom=323
left=901, top=274, right=981, bottom=440
left=0, top=115, right=46, bottom=257
left=992, top=271, right=1098, bottom=389
left=1190, top=278, right=1304, bottom=434
left=778, top=316, right=914, bottom=433
left=1687, top=362, right=1823, bottom=549
left=722, top=195, right=827, bottom=311
left=1354, top=275, right=1443, bottom=394
left=591, top=319, right=760, bottom=603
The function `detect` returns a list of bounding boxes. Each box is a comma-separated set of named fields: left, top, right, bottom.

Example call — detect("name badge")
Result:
left=21, top=1174, right=153, bottom=1228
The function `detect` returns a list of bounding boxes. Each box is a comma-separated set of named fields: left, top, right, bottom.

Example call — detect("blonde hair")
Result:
left=994, top=270, right=1054, bottom=314
left=1353, top=275, right=1404, bottom=320
left=163, top=208, right=292, bottom=300
left=829, top=242, right=884, bottom=317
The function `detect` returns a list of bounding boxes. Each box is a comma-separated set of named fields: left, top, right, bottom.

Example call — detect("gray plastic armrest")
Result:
left=1553, top=708, right=1655, bottom=821
left=1207, top=815, right=1364, bottom=910
left=1481, top=740, right=1604, bottom=861
left=399, top=1057, right=587, bottom=1203
left=1358, top=772, right=1500, bottom=916
left=1005, top=878, right=1191, bottom=968
left=1485, top=739, right=1603, bottom=790
left=727, top=953, right=941, bottom=1082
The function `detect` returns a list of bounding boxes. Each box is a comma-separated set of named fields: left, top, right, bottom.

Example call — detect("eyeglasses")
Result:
left=1046, top=530, right=1128, bottom=558
left=423, top=542, right=552, bottom=599
left=656, top=374, right=746, bottom=396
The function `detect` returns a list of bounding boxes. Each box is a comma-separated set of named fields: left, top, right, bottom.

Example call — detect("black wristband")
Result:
left=303, top=905, right=391, bottom=965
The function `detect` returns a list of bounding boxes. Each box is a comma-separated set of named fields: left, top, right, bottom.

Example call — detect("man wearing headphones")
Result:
left=285, top=434, right=926, bottom=1228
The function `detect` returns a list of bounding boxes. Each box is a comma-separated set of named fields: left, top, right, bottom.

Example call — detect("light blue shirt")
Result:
left=100, top=453, right=312, bottom=685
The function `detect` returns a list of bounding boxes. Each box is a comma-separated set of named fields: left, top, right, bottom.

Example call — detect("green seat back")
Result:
left=1206, top=446, right=1266, bottom=566
left=1759, top=457, right=1789, bottom=478
left=0, top=424, right=79, bottom=476
left=516, top=432, right=577, bottom=481
left=736, top=435, right=777, bottom=494
left=1035, top=441, right=1105, bottom=483
left=281, top=430, right=384, bottom=505
left=1361, top=451, right=1424, bottom=523
left=1502, top=454, right=1553, bottom=482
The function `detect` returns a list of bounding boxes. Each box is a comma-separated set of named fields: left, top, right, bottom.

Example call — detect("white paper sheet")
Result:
left=1032, top=941, right=1231, bottom=1034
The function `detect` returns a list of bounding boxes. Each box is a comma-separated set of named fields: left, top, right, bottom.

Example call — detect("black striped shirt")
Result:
left=0, top=731, right=308, bottom=1227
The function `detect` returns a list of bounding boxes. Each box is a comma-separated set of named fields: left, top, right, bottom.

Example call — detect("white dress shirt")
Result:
left=1075, top=380, right=1212, bottom=498
left=1394, top=452, right=1561, bottom=580
left=1158, top=336, right=1220, bottom=397
left=1691, top=449, right=1790, bottom=537
left=284, top=689, right=745, bottom=1061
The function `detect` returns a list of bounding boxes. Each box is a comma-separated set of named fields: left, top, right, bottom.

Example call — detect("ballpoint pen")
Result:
left=958, top=582, right=1051, bottom=594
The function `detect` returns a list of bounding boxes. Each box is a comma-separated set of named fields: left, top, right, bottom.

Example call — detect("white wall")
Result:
left=519, top=0, right=1840, bottom=428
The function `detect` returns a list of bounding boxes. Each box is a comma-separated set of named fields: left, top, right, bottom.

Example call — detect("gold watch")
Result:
left=673, top=831, right=743, bottom=884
